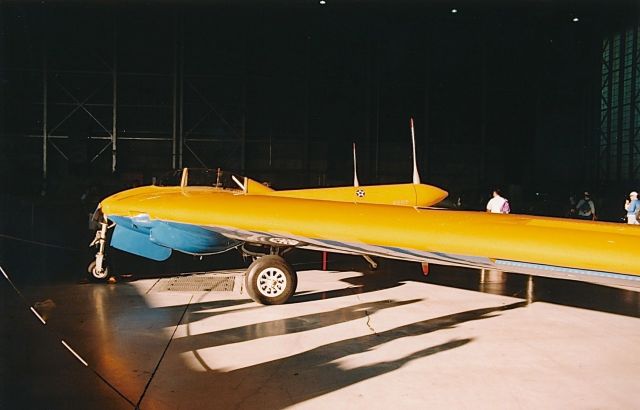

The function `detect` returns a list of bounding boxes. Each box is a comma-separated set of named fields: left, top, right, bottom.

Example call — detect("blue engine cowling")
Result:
left=109, top=215, right=240, bottom=261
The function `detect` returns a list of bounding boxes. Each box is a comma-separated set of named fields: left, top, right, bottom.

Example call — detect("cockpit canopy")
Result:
left=155, top=168, right=245, bottom=190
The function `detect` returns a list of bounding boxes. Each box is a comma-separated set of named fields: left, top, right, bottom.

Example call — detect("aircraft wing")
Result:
left=97, top=184, right=640, bottom=288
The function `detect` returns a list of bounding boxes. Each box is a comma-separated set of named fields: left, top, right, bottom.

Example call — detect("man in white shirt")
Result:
left=486, top=189, right=509, bottom=213
left=624, top=191, right=639, bottom=224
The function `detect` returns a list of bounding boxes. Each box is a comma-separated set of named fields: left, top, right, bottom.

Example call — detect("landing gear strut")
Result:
left=242, top=244, right=298, bottom=305
left=88, top=219, right=110, bottom=281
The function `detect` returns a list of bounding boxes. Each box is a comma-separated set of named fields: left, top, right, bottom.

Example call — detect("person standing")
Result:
left=486, top=189, right=510, bottom=214
left=565, top=193, right=577, bottom=218
left=575, top=191, right=596, bottom=220
left=624, top=191, right=639, bottom=225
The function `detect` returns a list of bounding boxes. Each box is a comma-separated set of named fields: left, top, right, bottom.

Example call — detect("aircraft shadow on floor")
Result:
left=426, top=265, right=640, bottom=319
left=141, top=301, right=527, bottom=408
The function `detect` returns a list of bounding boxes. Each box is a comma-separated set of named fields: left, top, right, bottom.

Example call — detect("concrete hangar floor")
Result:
left=1, top=250, right=639, bottom=409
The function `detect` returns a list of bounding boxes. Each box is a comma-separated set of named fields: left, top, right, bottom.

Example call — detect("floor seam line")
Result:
left=145, top=279, right=161, bottom=294
left=134, top=294, right=193, bottom=409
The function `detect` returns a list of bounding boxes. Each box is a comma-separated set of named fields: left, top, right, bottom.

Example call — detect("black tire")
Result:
left=245, top=255, right=297, bottom=305
left=87, top=260, right=110, bottom=281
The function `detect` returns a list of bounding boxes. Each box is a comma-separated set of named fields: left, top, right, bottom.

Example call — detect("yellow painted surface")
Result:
left=244, top=178, right=275, bottom=194
left=242, top=176, right=448, bottom=207
left=263, top=183, right=448, bottom=207
left=99, top=185, right=640, bottom=277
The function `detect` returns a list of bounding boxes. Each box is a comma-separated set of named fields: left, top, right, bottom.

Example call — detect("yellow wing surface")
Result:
left=99, top=185, right=640, bottom=284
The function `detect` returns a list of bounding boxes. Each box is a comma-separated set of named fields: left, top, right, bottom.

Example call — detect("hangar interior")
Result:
left=1, top=1, right=639, bottom=409
left=2, top=2, right=639, bottom=200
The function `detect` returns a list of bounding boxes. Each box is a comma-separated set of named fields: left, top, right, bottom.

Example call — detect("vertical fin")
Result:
left=410, top=117, right=421, bottom=184
left=353, top=142, right=360, bottom=187
left=180, top=167, right=189, bottom=187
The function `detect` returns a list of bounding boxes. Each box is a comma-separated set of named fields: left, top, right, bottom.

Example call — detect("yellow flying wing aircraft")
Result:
left=90, top=123, right=640, bottom=305
left=91, top=167, right=639, bottom=305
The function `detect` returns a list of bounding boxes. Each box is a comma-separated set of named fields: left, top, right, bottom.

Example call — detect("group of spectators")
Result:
left=570, top=190, right=639, bottom=224
left=486, top=188, right=640, bottom=225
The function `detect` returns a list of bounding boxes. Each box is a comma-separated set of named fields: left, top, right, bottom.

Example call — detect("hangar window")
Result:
left=598, top=25, right=640, bottom=183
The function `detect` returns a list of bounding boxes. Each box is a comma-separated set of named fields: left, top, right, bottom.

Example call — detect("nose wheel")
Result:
left=87, top=260, right=110, bottom=280
left=245, top=255, right=297, bottom=305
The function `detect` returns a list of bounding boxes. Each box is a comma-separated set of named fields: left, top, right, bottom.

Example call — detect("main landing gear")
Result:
left=242, top=244, right=298, bottom=305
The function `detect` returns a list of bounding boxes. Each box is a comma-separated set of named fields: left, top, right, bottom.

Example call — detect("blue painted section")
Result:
left=109, top=215, right=150, bottom=233
left=111, top=224, right=172, bottom=261
left=150, top=221, right=239, bottom=254
left=108, top=215, right=240, bottom=259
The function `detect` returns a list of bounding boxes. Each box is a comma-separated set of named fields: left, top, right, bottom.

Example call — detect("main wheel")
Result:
left=245, top=255, right=297, bottom=305
left=87, top=260, right=110, bottom=281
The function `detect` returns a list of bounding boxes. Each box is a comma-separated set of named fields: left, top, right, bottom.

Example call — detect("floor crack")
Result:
left=364, top=309, right=378, bottom=335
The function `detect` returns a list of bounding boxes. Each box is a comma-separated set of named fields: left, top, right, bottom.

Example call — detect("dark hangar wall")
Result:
left=1, top=2, right=637, bottom=206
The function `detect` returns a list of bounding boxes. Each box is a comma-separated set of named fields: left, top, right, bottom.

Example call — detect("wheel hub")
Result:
left=92, top=266, right=109, bottom=279
left=257, top=267, right=286, bottom=297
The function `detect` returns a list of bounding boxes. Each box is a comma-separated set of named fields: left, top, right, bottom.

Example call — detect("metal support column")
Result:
left=241, top=82, right=247, bottom=174
left=172, top=16, right=178, bottom=170
left=241, top=40, right=247, bottom=174
left=304, top=31, right=311, bottom=184
left=42, top=42, right=48, bottom=183
left=423, top=26, right=432, bottom=181
left=629, top=25, right=638, bottom=180
left=479, top=19, right=487, bottom=186
left=363, top=36, right=372, bottom=184
left=616, top=33, right=626, bottom=181
left=605, top=35, right=614, bottom=181
left=112, top=21, right=118, bottom=173
left=178, top=18, right=184, bottom=169
left=374, top=39, right=380, bottom=180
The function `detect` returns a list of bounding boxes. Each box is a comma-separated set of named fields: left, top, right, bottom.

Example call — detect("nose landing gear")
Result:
left=88, top=219, right=111, bottom=281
